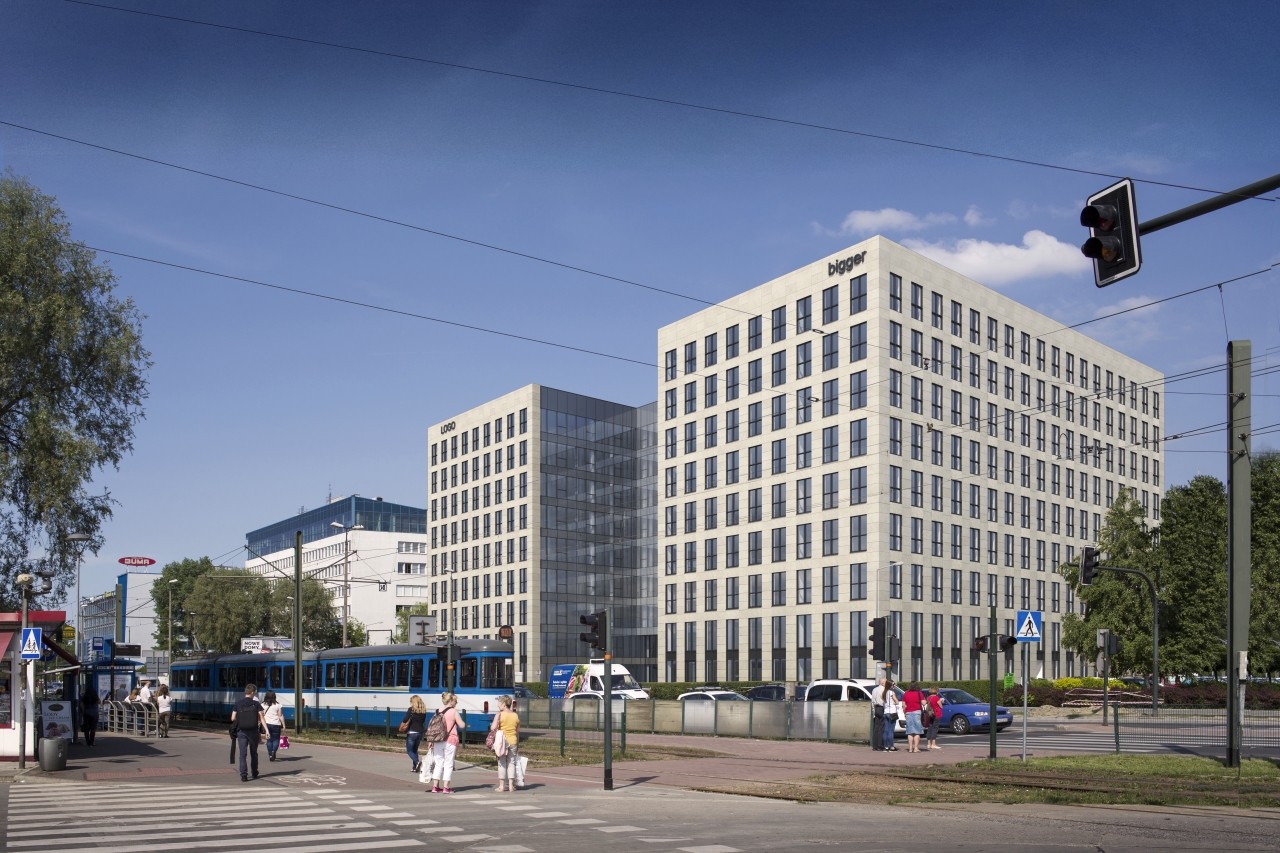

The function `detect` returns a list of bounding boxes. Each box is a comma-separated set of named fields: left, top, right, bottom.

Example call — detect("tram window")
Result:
left=304, top=665, right=315, bottom=690
left=348, top=662, right=360, bottom=687
left=359, top=661, right=371, bottom=687
left=427, top=659, right=440, bottom=689
left=335, top=662, right=346, bottom=686
left=398, top=660, right=411, bottom=687
left=326, top=664, right=336, bottom=688
left=269, top=667, right=283, bottom=689
left=481, top=657, right=514, bottom=690
left=371, top=660, right=383, bottom=687
left=284, top=665, right=295, bottom=690
left=459, top=658, right=478, bottom=689
left=258, top=666, right=268, bottom=687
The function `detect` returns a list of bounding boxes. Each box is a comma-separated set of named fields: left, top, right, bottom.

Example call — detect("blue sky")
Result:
left=2, top=1, right=1278, bottom=597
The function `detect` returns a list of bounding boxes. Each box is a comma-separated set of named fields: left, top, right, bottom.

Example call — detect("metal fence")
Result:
left=518, top=697, right=871, bottom=743
left=1116, top=705, right=1280, bottom=751
left=103, top=701, right=158, bottom=737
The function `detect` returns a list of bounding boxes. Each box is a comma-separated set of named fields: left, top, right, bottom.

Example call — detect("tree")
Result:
left=1062, top=489, right=1157, bottom=675
left=1249, top=453, right=1280, bottom=676
left=149, top=557, right=219, bottom=654
left=0, top=172, right=150, bottom=607
left=1155, top=476, right=1227, bottom=677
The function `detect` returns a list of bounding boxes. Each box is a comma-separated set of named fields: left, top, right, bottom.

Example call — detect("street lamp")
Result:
left=330, top=521, right=364, bottom=647
left=66, top=534, right=91, bottom=663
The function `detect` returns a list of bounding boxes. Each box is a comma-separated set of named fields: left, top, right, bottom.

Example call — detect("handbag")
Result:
left=399, top=720, right=410, bottom=734
left=279, top=736, right=290, bottom=750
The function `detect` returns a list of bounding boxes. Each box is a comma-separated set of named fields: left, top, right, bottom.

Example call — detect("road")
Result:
left=3, top=726, right=1279, bottom=853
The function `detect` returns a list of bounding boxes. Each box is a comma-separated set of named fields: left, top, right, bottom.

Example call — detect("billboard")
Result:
left=240, top=637, right=292, bottom=653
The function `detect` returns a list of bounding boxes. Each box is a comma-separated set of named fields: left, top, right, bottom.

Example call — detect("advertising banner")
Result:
left=41, top=701, right=73, bottom=738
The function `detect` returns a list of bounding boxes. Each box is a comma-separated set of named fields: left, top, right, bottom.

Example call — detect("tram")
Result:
left=170, top=638, right=514, bottom=737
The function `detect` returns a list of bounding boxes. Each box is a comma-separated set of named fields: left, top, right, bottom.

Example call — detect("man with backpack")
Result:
left=231, top=683, right=267, bottom=782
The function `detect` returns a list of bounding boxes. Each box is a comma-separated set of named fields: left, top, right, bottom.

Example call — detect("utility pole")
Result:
left=1227, top=340, right=1251, bottom=768
left=294, top=531, right=304, bottom=733
left=330, top=521, right=364, bottom=647
left=17, top=575, right=30, bottom=770
left=603, top=606, right=613, bottom=792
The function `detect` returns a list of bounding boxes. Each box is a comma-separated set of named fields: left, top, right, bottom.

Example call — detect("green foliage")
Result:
left=1156, top=476, right=1227, bottom=676
left=173, top=562, right=347, bottom=653
left=150, top=557, right=217, bottom=653
left=1248, top=453, right=1280, bottom=675
left=521, top=682, right=549, bottom=698
left=0, top=172, right=150, bottom=607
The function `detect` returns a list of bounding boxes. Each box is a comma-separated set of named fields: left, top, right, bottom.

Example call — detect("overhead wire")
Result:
left=59, top=0, right=1279, bottom=202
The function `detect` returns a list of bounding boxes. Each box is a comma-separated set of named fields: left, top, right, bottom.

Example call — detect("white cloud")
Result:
left=903, top=230, right=1089, bottom=286
left=1084, top=295, right=1165, bottom=345
left=964, top=205, right=994, bottom=227
left=1007, top=199, right=1076, bottom=220
left=840, top=207, right=955, bottom=235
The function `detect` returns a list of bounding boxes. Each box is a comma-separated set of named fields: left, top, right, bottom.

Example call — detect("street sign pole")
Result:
left=603, top=607, right=613, bottom=792
left=1022, top=640, right=1028, bottom=762
left=1014, top=610, right=1042, bottom=763
left=988, top=604, right=997, bottom=760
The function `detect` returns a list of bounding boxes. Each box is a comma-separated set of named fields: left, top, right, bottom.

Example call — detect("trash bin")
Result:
left=37, top=737, right=67, bottom=772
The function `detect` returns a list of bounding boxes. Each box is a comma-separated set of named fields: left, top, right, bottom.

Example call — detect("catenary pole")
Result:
left=603, top=606, right=613, bottom=791
left=988, top=604, right=997, bottom=760
left=1227, top=340, right=1251, bottom=767
left=294, top=531, right=304, bottom=732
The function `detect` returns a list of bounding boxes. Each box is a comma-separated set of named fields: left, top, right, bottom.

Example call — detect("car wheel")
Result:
left=950, top=714, right=970, bottom=735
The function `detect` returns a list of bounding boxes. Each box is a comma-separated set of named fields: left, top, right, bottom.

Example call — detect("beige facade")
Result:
left=656, top=236, right=1164, bottom=684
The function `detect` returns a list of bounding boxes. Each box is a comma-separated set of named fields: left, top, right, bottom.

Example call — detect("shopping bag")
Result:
left=419, top=752, right=436, bottom=784
left=279, top=736, right=290, bottom=751
left=516, top=755, right=528, bottom=786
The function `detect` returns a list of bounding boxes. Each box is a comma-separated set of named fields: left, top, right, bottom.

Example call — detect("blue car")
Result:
left=935, top=688, right=1013, bottom=734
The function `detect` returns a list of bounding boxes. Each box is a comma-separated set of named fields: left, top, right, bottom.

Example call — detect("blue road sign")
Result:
left=92, top=636, right=104, bottom=651
left=20, top=628, right=42, bottom=660
left=1015, top=611, right=1042, bottom=642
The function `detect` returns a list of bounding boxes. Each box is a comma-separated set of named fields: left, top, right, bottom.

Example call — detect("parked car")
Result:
left=934, top=688, right=1013, bottom=734
left=744, top=683, right=788, bottom=701
left=676, top=688, right=747, bottom=701
left=512, top=684, right=538, bottom=700
left=804, top=679, right=904, bottom=735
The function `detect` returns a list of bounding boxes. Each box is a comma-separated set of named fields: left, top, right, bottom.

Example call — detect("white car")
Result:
left=803, top=679, right=905, bottom=734
left=676, top=689, right=747, bottom=701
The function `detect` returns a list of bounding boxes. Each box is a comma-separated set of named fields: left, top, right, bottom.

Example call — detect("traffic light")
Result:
left=1000, top=635, right=1019, bottom=653
left=887, top=636, right=902, bottom=662
left=1081, top=547, right=1100, bottom=586
left=1080, top=179, right=1142, bottom=287
left=1106, top=633, right=1121, bottom=657
left=579, top=611, right=608, bottom=652
left=869, top=617, right=886, bottom=661
left=973, top=636, right=989, bottom=653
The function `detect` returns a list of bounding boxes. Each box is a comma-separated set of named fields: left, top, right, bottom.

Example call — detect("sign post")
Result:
left=1015, top=611, right=1042, bottom=763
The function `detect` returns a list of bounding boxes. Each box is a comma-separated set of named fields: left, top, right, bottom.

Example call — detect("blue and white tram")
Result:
left=170, top=639, right=516, bottom=738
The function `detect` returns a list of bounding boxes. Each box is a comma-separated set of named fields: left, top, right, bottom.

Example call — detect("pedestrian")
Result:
left=230, top=682, right=267, bottom=782
left=81, top=685, right=100, bottom=746
left=401, top=694, right=428, bottom=773
left=426, top=692, right=465, bottom=794
left=138, top=679, right=153, bottom=705
left=902, top=681, right=926, bottom=753
left=156, top=684, right=172, bottom=738
left=870, top=676, right=887, bottom=751
left=126, top=686, right=141, bottom=703
left=261, top=690, right=284, bottom=760
left=490, top=695, right=520, bottom=792
left=925, top=687, right=944, bottom=751
left=882, top=679, right=900, bottom=751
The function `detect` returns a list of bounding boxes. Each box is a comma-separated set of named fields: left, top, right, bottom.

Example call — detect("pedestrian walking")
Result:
left=230, top=683, right=267, bottom=781
left=156, top=684, right=172, bottom=737
left=902, top=681, right=926, bottom=753
left=261, top=690, right=285, bottom=760
left=490, top=695, right=521, bottom=792
left=81, top=685, right=100, bottom=746
left=870, top=676, right=887, bottom=751
left=401, top=694, right=428, bottom=773
left=882, top=679, right=900, bottom=751
left=925, top=687, right=944, bottom=751
left=426, top=692, right=464, bottom=794
left=138, top=679, right=153, bottom=705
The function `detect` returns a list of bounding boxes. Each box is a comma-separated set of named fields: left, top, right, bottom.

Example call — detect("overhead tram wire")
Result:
left=60, top=0, right=1278, bottom=202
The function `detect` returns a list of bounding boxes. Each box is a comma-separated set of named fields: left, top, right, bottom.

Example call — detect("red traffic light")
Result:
left=1080, top=204, right=1118, bottom=231
left=1000, top=635, right=1019, bottom=652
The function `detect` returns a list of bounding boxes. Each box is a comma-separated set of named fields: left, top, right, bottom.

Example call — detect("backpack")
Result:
left=424, top=710, right=449, bottom=747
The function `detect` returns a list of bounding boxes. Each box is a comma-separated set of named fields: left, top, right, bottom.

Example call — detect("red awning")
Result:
left=0, top=632, right=14, bottom=660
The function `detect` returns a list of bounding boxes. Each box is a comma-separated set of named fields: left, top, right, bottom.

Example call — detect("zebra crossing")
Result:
left=2, top=781, right=740, bottom=853
left=953, top=731, right=1171, bottom=754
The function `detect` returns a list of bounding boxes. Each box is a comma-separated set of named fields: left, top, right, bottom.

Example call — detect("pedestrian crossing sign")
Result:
left=1014, top=611, right=1042, bottom=642
left=20, top=628, right=42, bottom=659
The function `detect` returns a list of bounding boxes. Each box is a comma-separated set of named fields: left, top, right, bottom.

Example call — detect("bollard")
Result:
left=559, top=710, right=566, bottom=757
left=354, top=706, right=359, bottom=735
left=386, top=707, right=391, bottom=740
left=1113, top=702, right=1121, bottom=754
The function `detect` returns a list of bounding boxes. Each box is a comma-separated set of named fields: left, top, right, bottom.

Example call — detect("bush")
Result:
left=1002, top=685, right=1068, bottom=707
left=1053, top=677, right=1125, bottom=689
left=521, top=682, right=549, bottom=698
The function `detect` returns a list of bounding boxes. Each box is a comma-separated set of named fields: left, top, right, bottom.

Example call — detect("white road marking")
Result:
left=595, top=826, right=646, bottom=833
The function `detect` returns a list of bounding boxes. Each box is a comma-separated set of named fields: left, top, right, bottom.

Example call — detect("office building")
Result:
left=80, top=570, right=162, bottom=665
left=656, top=235, right=1163, bottom=683
left=428, top=386, right=658, bottom=682
left=245, top=495, right=430, bottom=644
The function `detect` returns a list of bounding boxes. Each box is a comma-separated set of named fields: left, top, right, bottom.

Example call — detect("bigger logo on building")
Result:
left=828, top=252, right=867, bottom=276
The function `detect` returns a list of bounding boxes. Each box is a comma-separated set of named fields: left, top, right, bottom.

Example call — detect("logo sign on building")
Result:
left=1015, top=611, right=1043, bottom=643
left=119, top=556, right=156, bottom=567
left=241, top=637, right=292, bottom=654
left=20, top=628, right=42, bottom=660
left=827, top=251, right=867, bottom=277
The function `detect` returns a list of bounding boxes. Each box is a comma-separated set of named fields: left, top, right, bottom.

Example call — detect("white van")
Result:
left=804, top=679, right=905, bottom=734
left=562, top=660, right=650, bottom=700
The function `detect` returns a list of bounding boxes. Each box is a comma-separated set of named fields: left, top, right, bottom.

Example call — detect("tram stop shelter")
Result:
left=0, top=610, right=69, bottom=760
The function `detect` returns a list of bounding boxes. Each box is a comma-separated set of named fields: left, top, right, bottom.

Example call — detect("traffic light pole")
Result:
left=1096, top=564, right=1160, bottom=714
left=603, top=607, right=613, bottom=792
left=294, top=531, right=304, bottom=733
left=1138, top=172, right=1280, bottom=236
left=988, top=604, right=997, bottom=760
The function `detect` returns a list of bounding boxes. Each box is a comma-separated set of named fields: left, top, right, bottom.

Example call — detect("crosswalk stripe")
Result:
left=6, top=813, right=347, bottom=837
left=8, top=808, right=335, bottom=831
left=7, top=802, right=325, bottom=824
left=441, top=835, right=493, bottom=842
left=418, top=827, right=467, bottom=833
left=6, top=830, right=402, bottom=853
left=6, top=822, right=374, bottom=847
left=7, top=791, right=299, bottom=807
